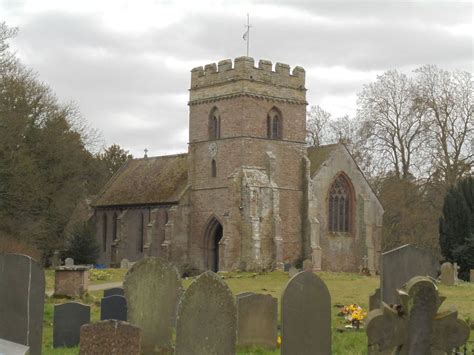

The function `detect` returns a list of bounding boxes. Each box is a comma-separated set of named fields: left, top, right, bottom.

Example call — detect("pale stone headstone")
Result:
left=79, top=320, right=141, bottom=355
left=0, top=254, right=45, bottom=355
left=53, top=302, right=90, bottom=348
left=369, top=288, right=380, bottom=311
left=440, top=262, right=455, bottom=286
left=366, top=276, right=470, bottom=354
left=175, top=271, right=237, bottom=355
left=0, top=338, right=30, bottom=355
left=453, top=262, right=460, bottom=281
left=65, top=258, right=74, bottom=266
left=281, top=271, right=331, bottom=355
left=103, top=287, right=124, bottom=297
left=381, top=244, right=438, bottom=304
left=288, top=266, right=298, bottom=278
left=100, top=295, right=127, bottom=321
left=470, top=269, right=474, bottom=283
left=120, top=258, right=130, bottom=269
left=237, top=293, right=277, bottom=349
left=124, top=257, right=182, bottom=354
left=302, top=259, right=313, bottom=272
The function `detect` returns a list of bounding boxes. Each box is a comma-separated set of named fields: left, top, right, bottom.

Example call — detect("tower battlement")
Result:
left=190, top=57, right=305, bottom=90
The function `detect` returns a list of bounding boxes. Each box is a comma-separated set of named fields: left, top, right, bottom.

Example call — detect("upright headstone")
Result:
left=100, top=295, right=127, bottom=321
left=0, top=338, right=30, bottom=355
left=50, top=250, right=60, bottom=268
left=470, top=269, right=474, bottom=283
left=80, top=320, right=141, bottom=355
left=381, top=244, right=438, bottom=304
left=237, top=293, right=277, bottom=349
left=0, top=254, right=45, bottom=355
left=175, top=271, right=237, bottom=355
left=53, top=302, right=90, bottom=348
left=281, top=271, right=331, bottom=355
left=440, top=262, right=455, bottom=286
left=120, top=258, right=130, bottom=269
left=453, top=262, right=460, bottom=281
left=288, top=266, right=298, bottom=278
left=65, top=257, right=74, bottom=266
left=366, top=276, right=470, bottom=354
left=104, top=287, right=124, bottom=298
left=124, top=257, right=182, bottom=354
left=369, top=288, right=381, bottom=311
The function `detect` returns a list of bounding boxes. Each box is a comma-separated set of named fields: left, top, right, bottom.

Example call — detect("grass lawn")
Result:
left=42, top=270, right=474, bottom=355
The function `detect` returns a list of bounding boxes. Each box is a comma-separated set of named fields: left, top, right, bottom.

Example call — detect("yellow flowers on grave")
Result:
left=339, top=303, right=367, bottom=329
left=277, top=335, right=282, bottom=348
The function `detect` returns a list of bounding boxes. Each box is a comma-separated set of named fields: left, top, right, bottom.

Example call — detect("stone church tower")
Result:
left=187, top=57, right=307, bottom=271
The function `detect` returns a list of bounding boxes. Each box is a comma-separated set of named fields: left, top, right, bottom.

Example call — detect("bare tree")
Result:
left=306, top=105, right=330, bottom=147
left=357, top=70, right=426, bottom=179
left=414, top=65, right=473, bottom=186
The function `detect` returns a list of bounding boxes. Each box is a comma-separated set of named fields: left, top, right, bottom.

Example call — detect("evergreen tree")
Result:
left=439, top=177, right=474, bottom=280
left=64, top=223, right=100, bottom=265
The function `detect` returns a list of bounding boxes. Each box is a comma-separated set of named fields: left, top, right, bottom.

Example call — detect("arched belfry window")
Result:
left=211, top=159, right=217, bottom=177
left=267, top=107, right=282, bottom=139
left=328, top=174, right=353, bottom=233
left=209, top=107, right=221, bottom=140
left=102, top=213, right=107, bottom=252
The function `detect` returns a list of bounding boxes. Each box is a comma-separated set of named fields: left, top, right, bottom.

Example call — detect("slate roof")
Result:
left=93, top=153, right=188, bottom=207
left=306, top=144, right=339, bottom=176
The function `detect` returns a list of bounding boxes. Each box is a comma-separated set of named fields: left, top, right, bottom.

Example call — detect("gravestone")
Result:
left=281, top=271, right=331, bottom=355
left=302, top=259, right=313, bottom=271
left=53, top=302, right=90, bottom=348
left=54, top=266, right=89, bottom=297
left=366, top=276, right=470, bottom=354
left=79, top=320, right=140, bottom=355
left=100, top=295, right=127, bottom=321
left=124, top=257, right=183, bottom=354
left=381, top=244, right=438, bottom=304
left=237, top=293, right=277, bottom=349
left=65, top=258, right=74, bottom=266
left=440, top=262, right=455, bottom=286
left=120, top=258, right=130, bottom=269
left=369, top=288, right=380, bottom=311
left=283, top=263, right=291, bottom=272
left=50, top=250, right=60, bottom=267
left=470, top=269, right=474, bottom=283
left=104, top=287, right=124, bottom=297
left=175, top=271, right=237, bottom=355
left=288, top=266, right=298, bottom=278
left=453, top=262, right=460, bottom=281
left=0, top=254, right=45, bottom=355
left=0, top=338, right=30, bottom=355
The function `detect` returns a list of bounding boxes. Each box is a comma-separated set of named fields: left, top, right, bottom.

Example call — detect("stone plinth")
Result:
left=54, top=266, right=89, bottom=297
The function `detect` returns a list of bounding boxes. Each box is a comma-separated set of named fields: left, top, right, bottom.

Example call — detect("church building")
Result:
left=92, top=57, right=384, bottom=273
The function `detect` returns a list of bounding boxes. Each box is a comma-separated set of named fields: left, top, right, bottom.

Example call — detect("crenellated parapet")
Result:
left=189, top=57, right=306, bottom=104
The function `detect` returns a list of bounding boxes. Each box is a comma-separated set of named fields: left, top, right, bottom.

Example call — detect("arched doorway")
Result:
left=204, top=218, right=223, bottom=272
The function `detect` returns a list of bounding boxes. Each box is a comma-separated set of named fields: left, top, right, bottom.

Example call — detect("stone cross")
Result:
left=366, top=276, right=470, bottom=354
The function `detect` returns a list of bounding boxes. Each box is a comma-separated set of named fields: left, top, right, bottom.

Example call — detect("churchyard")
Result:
left=1, top=251, right=473, bottom=355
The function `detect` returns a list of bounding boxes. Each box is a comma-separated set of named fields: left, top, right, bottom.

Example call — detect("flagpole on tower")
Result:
left=243, top=13, right=251, bottom=57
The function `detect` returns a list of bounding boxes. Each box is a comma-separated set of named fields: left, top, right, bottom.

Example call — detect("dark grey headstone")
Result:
left=101, top=295, right=127, bottom=321
left=0, top=338, right=30, bottom=355
left=104, top=287, right=124, bottom=298
left=53, top=302, right=90, bottom=348
left=281, top=271, right=331, bottom=355
left=0, top=254, right=45, bottom=355
left=237, top=293, right=277, bottom=349
left=381, top=244, right=438, bottom=304
left=124, top=257, right=183, bottom=354
left=175, top=271, right=237, bottom=355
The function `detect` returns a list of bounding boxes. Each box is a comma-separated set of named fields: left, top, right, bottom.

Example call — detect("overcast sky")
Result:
left=1, top=0, right=472, bottom=157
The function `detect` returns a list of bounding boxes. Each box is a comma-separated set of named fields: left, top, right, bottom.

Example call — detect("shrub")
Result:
left=64, top=223, right=99, bottom=265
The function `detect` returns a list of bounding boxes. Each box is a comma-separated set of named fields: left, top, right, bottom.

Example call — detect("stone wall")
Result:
left=307, top=145, right=383, bottom=272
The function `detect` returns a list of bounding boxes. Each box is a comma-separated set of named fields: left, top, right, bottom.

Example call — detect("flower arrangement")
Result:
left=339, top=304, right=367, bottom=329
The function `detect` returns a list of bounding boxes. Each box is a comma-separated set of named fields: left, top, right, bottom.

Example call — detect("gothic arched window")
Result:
left=328, top=174, right=353, bottom=233
left=211, top=159, right=217, bottom=177
left=138, top=212, right=145, bottom=253
left=102, top=213, right=107, bottom=252
left=209, top=107, right=221, bottom=140
left=112, top=212, right=118, bottom=241
left=267, top=107, right=282, bottom=139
